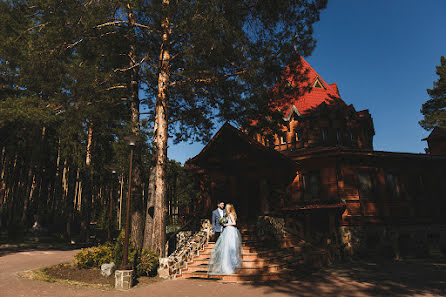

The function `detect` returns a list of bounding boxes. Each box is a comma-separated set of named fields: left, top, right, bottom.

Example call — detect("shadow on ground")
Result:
left=243, top=260, right=446, bottom=296
left=0, top=242, right=84, bottom=257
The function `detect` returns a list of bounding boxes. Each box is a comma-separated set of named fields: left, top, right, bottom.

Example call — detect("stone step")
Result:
left=183, top=264, right=283, bottom=274
left=184, top=260, right=286, bottom=272
left=204, top=246, right=257, bottom=253
left=199, top=248, right=294, bottom=259
left=193, top=253, right=263, bottom=261
left=208, top=240, right=258, bottom=246
left=188, top=255, right=303, bottom=268
left=180, top=271, right=290, bottom=282
left=191, top=252, right=297, bottom=264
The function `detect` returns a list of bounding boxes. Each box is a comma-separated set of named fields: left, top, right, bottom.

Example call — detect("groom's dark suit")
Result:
left=212, top=208, right=226, bottom=241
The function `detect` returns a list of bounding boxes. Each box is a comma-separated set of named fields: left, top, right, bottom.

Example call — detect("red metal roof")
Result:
left=274, top=56, right=346, bottom=116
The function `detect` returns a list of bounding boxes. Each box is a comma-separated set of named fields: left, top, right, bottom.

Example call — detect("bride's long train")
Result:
left=207, top=226, right=242, bottom=275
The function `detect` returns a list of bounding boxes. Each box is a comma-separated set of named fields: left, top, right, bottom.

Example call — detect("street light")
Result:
left=108, top=169, right=117, bottom=242
left=121, top=135, right=139, bottom=269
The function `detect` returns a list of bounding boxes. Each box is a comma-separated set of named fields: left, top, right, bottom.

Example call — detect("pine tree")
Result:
left=0, top=0, right=134, bottom=239
left=420, top=56, right=446, bottom=130
left=140, top=0, right=328, bottom=256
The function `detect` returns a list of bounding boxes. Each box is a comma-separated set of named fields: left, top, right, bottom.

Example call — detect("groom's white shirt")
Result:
left=218, top=208, right=223, bottom=218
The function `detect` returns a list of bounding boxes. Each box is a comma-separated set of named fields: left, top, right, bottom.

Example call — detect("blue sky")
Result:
left=168, top=0, right=446, bottom=164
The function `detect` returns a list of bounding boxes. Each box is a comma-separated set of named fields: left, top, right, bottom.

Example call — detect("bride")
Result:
left=208, top=203, right=242, bottom=275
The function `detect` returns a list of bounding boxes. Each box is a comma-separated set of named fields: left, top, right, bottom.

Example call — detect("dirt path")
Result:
left=0, top=248, right=445, bottom=297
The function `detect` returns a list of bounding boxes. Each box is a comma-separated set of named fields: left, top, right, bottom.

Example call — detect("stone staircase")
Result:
left=179, top=226, right=307, bottom=282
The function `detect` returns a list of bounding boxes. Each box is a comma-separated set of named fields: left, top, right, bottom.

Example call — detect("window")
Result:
left=280, top=136, right=286, bottom=145
left=336, top=129, right=342, bottom=144
left=349, top=131, right=355, bottom=144
left=303, top=171, right=321, bottom=200
left=386, top=173, right=401, bottom=200
left=357, top=169, right=376, bottom=200
left=415, top=174, right=425, bottom=200
left=313, top=78, right=324, bottom=89
left=321, top=128, right=327, bottom=142
left=295, top=129, right=304, bottom=142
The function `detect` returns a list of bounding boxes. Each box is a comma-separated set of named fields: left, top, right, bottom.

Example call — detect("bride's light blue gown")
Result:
left=207, top=216, right=242, bottom=275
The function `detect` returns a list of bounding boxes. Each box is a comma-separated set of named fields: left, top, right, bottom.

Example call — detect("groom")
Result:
left=211, top=201, right=226, bottom=241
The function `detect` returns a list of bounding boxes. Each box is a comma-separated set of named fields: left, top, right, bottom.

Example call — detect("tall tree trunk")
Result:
left=0, top=146, right=7, bottom=228
left=127, top=3, right=144, bottom=250
left=119, top=173, right=124, bottom=230
left=61, top=160, right=72, bottom=241
left=80, top=120, right=94, bottom=242
left=151, top=0, right=171, bottom=256
left=52, top=137, right=62, bottom=220
left=143, top=166, right=155, bottom=249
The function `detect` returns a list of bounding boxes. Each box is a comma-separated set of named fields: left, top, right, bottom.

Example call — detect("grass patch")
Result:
left=19, top=263, right=114, bottom=290
left=18, top=262, right=163, bottom=290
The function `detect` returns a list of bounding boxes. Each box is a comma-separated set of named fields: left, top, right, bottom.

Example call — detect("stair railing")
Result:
left=158, top=219, right=213, bottom=279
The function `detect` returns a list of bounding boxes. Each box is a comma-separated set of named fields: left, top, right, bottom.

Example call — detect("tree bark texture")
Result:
left=80, top=120, right=94, bottom=242
left=143, top=166, right=155, bottom=249
left=151, top=0, right=170, bottom=257
left=127, top=3, right=144, bottom=250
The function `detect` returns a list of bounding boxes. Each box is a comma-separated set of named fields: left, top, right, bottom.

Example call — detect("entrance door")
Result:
left=237, top=176, right=260, bottom=225
left=211, top=175, right=260, bottom=225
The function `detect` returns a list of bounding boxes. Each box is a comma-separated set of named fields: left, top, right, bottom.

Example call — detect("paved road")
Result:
left=0, top=248, right=445, bottom=296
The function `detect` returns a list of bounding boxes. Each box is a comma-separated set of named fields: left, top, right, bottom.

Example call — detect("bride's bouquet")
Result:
left=218, top=215, right=228, bottom=225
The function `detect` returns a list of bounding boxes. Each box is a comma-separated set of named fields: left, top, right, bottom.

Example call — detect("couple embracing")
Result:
left=208, top=201, right=242, bottom=275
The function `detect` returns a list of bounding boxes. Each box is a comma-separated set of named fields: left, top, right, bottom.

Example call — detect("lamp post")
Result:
left=121, top=135, right=138, bottom=269
left=108, top=170, right=117, bottom=242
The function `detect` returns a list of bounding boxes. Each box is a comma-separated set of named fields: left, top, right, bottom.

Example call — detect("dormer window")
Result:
left=313, top=77, right=324, bottom=89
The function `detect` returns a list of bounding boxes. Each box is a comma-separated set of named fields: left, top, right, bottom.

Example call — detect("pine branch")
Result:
left=113, top=54, right=151, bottom=72
left=170, top=46, right=195, bottom=62
left=133, top=22, right=157, bottom=34
left=15, top=22, right=49, bottom=41
left=95, top=20, right=127, bottom=29
left=104, top=85, right=127, bottom=91
left=170, top=70, right=247, bottom=87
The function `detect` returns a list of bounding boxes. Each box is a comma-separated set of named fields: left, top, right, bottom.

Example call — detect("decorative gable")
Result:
left=312, top=77, right=325, bottom=89
left=283, top=105, right=301, bottom=122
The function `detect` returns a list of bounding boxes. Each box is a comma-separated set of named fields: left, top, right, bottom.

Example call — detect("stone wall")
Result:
left=256, top=216, right=286, bottom=245
left=256, top=215, right=341, bottom=266
left=158, top=219, right=213, bottom=279
left=339, top=224, right=446, bottom=259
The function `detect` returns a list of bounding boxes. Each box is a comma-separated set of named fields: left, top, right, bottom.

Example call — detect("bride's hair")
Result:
left=225, top=204, right=237, bottom=221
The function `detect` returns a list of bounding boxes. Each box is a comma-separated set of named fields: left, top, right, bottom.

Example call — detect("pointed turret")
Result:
left=277, top=56, right=346, bottom=118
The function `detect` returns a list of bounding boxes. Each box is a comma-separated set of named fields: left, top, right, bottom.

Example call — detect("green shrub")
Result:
left=74, top=243, right=113, bottom=268
left=73, top=231, right=159, bottom=278
left=112, top=231, right=138, bottom=268
left=136, top=249, right=159, bottom=277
